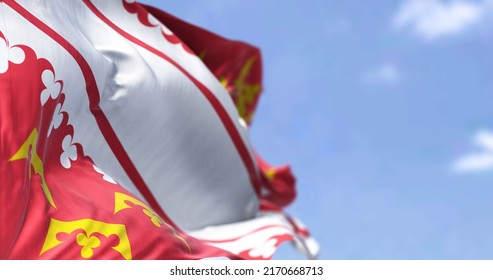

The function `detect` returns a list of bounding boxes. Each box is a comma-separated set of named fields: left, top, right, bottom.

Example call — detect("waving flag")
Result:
left=0, top=0, right=318, bottom=260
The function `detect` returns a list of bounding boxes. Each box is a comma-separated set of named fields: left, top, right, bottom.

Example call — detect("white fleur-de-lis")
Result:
left=60, top=135, right=77, bottom=169
left=0, top=37, right=25, bottom=74
left=47, top=103, right=64, bottom=137
left=40, top=69, right=61, bottom=105
left=93, top=165, right=117, bottom=184
left=248, top=238, right=278, bottom=259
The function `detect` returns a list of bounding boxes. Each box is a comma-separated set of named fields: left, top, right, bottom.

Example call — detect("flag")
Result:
left=0, top=0, right=319, bottom=260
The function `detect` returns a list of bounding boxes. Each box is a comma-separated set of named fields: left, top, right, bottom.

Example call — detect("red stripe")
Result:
left=82, top=0, right=262, bottom=197
left=3, top=0, right=173, bottom=225
left=285, top=215, right=310, bottom=237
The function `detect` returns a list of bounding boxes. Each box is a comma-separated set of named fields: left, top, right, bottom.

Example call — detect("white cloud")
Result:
left=393, top=0, right=492, bottom=40
left=452, top=129, right=493, bottom=173
left=473, top=129, right=493, bottom=150
left=363, top=64, right=401, bottom=85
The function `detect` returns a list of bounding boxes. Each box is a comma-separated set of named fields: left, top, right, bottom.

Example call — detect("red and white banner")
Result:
left=0, top=0, right=318, bottom=260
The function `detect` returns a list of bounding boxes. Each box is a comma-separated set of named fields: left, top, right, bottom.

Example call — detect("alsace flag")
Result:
left=0, top=0, right=319, bottom=260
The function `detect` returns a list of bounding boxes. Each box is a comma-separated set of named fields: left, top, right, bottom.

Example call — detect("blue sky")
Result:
left=140, top=0, right=493, bottom=259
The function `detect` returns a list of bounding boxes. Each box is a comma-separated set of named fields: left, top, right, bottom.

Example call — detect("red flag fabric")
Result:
left=0, top=0, right=318, bottom=260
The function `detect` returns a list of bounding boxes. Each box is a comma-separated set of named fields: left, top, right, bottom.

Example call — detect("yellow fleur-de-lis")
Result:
left=76, top=232, right=101, bottom=259
left=9, top=129, right=56, bottom=208
left=224, top=56, right=261, bottom=124
left=41, top=218, right=132, bottom=260
left=142, top=208, right=162, bottom=227
left=114, top=192, right=191, bottom=252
